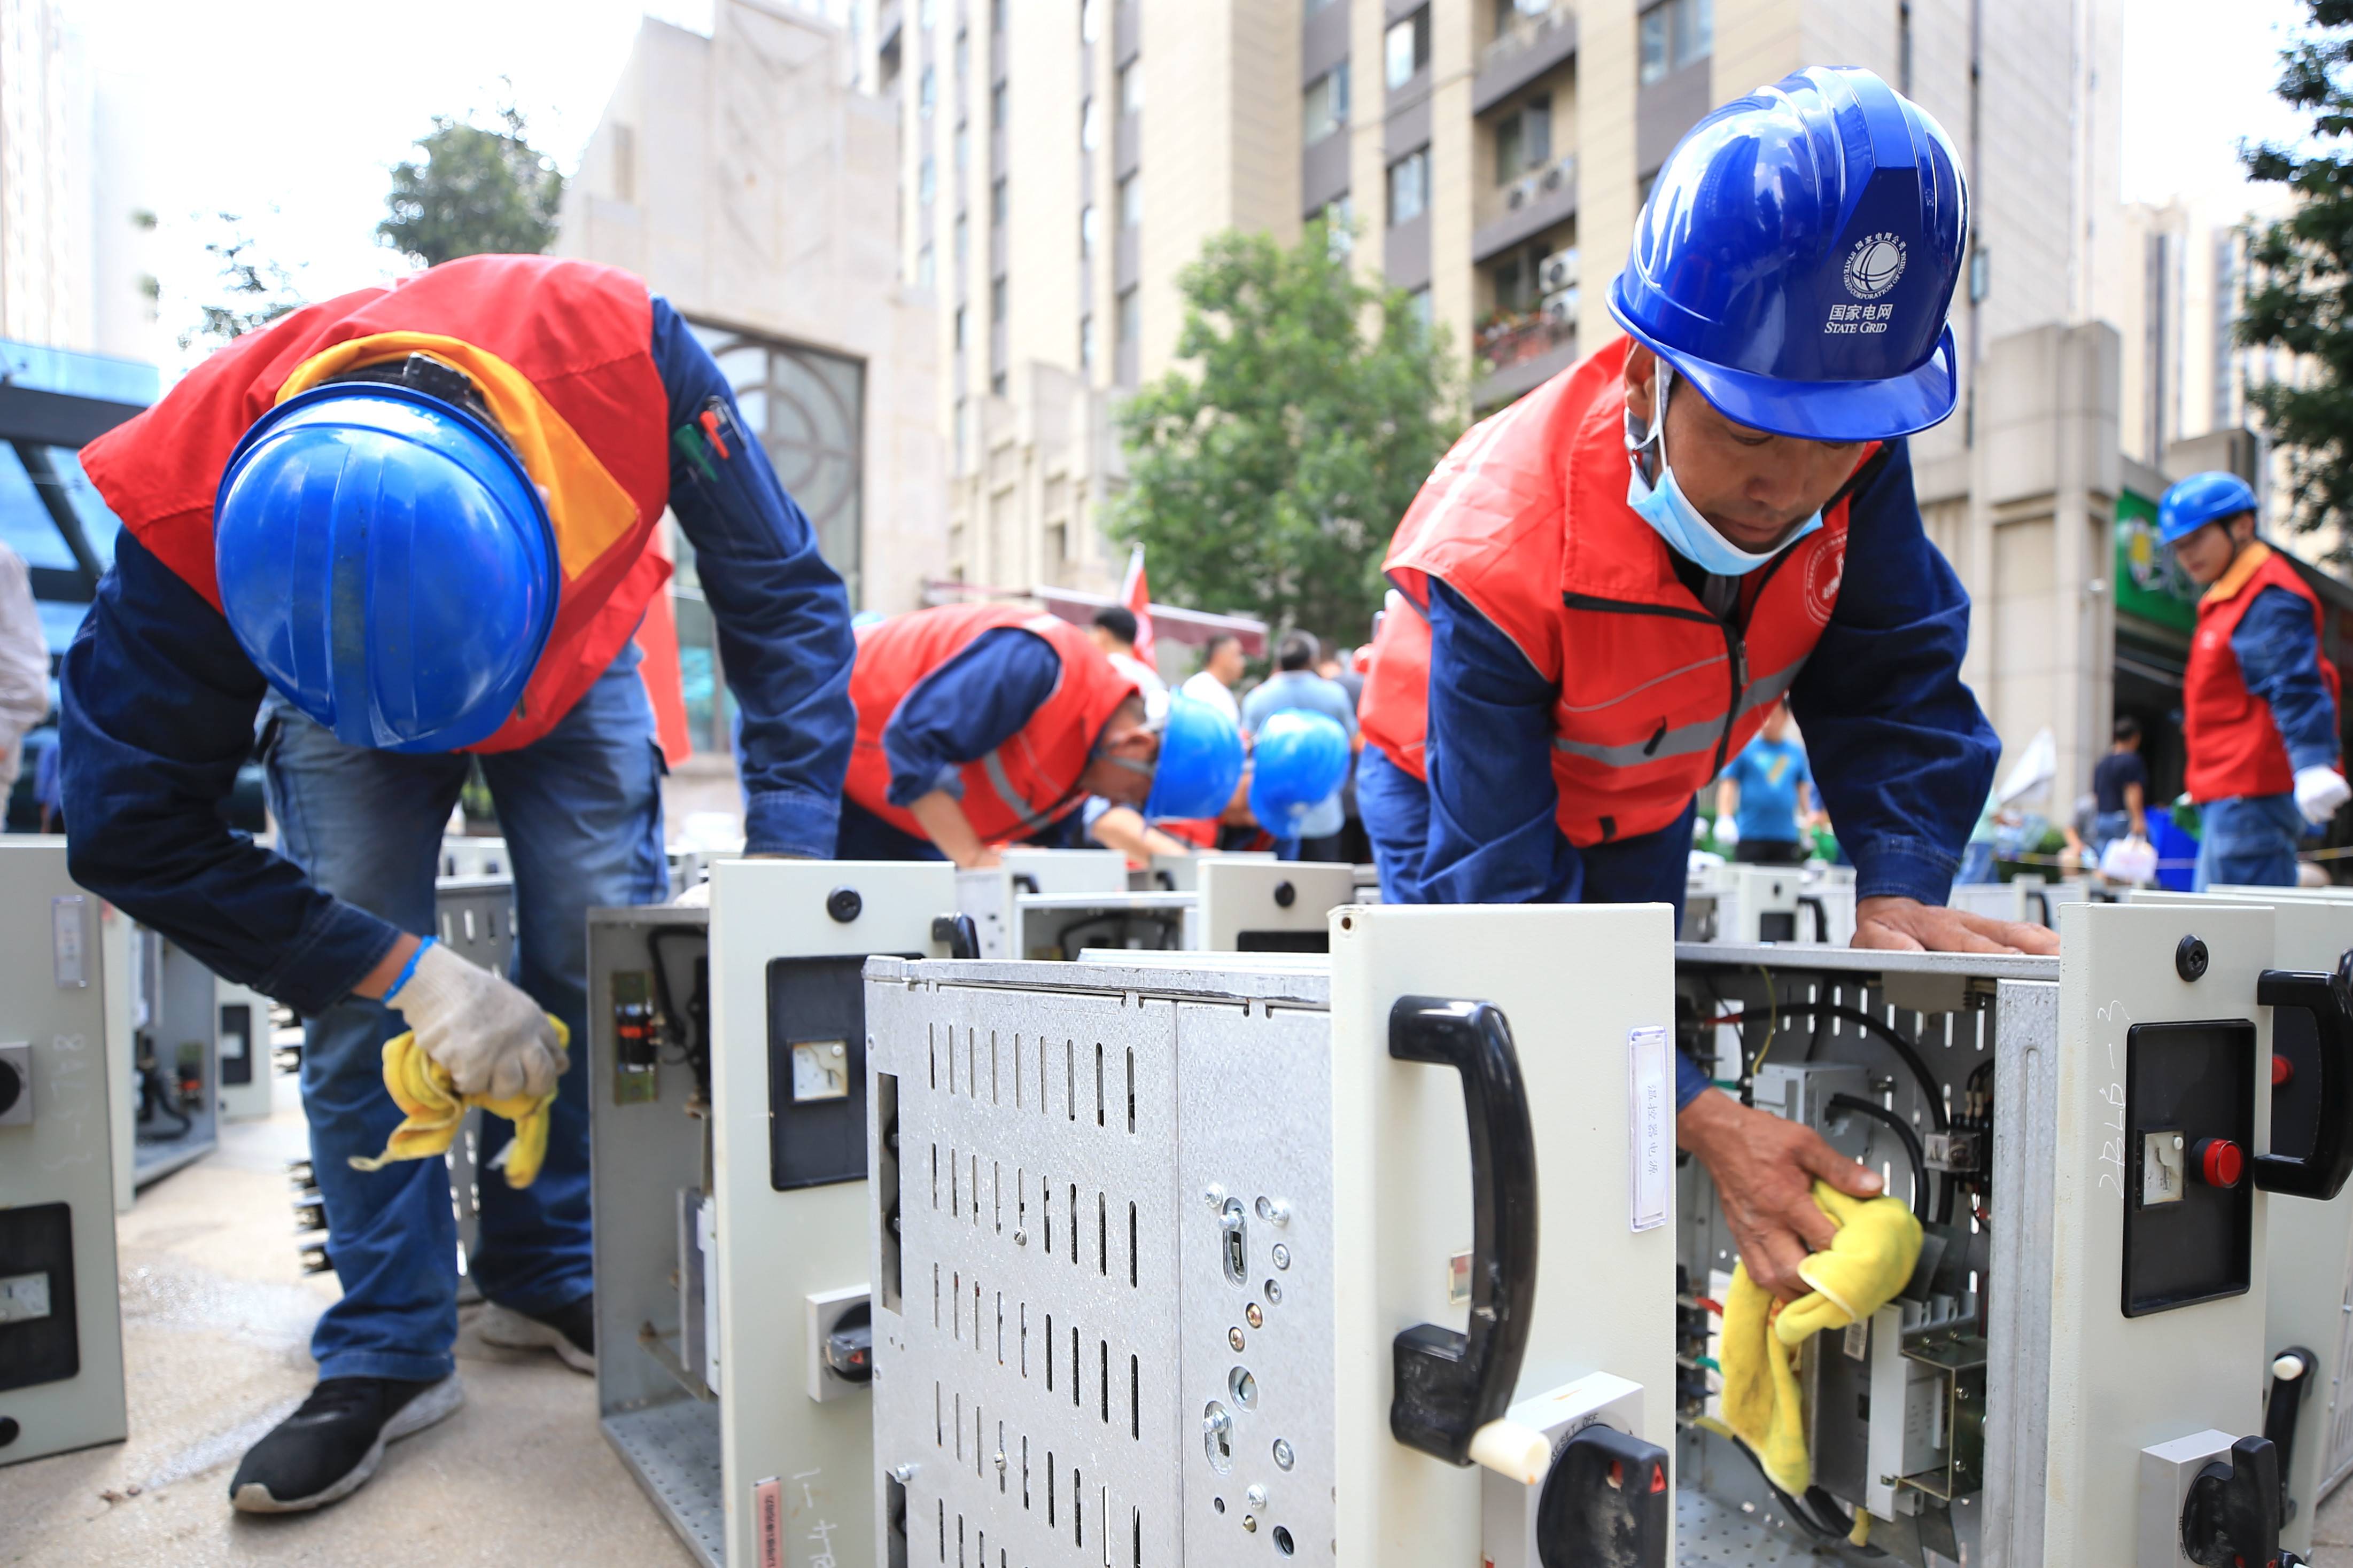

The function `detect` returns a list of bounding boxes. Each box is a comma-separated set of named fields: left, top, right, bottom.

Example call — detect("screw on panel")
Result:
left=1246, top=1304, right=1264, bottom=1329
left=1272, top=1438, right=1295, bottom=1470
left=1265, top=1280, right=1283, bottom=1305
left=1256, top=1196, right=1291, bottom=1226
left=890, top=1462, right=918, bottom=1483
left=2176, top=934, right=2209, bottom=981
left=1271, top=1243, right=1292, bottom=1270
left=826, top=886, right=864, bottom=923
left=1203, top=1183, right=1228, bottom=1212
left=1246, top=1485, right=1269, bottom=1508
left=1274, top=880, right=1297, bottom=908
left=1229, top=1327, right=1246, bottom=1352
left=1243, top=1515, right=1259, bottom=1533
left=1014, top=1229, right=1028, bottom=1247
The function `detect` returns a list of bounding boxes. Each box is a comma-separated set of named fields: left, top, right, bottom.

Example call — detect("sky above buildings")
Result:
left=81, top=0, right=2335, bottom=378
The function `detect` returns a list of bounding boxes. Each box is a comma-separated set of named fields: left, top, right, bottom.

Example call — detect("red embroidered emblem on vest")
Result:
left=1803, top=535, right=1846, bottom=628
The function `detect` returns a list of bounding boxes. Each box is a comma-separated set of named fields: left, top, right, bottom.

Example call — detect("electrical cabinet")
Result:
left=213, top=976, right=275, bottom=1123
left=591, top=861, right=961, bottom=1567
left=1948, top=875, right=2087, bottom=931
left=2133, top=885, right=2353, bottom=1561
left=960, top=858, right=1357, bottom=962
left=1194, top=862, right=1355, bottom=954
left=1683, top=864, right=1832, bottom=945
left=437, top=835, right=510, bottom=878
left=866, top=903, right=1679, bottom=1565
left=1, top=839, right=126, bottom=1467
left=112, top=924, right=220, bottom=1190
left=1138, top=850, right=1275, bottom=893
left=1674, top=903, right=2353, bottom=1567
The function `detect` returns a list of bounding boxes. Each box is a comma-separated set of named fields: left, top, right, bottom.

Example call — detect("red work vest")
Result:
left=2185, top=542, right=2342, bottom=801
left=844, top=604, right=1139, bottom=842
left=1378, top=339, right=1870, bottom=846
left=1358, top=596, right=1431, bottom=778
left=80, top=254, right=672, bottom=753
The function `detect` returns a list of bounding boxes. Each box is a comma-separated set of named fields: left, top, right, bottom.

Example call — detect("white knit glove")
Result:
left=385, top=940, right=568, bottom=1099
left=1713, top=815, right=1741, bottom=847
left=2295, top=766, right=2350, bottom=827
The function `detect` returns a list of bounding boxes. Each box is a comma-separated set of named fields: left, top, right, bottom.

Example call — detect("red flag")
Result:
left=1120, top=545, right=1156, bottom=666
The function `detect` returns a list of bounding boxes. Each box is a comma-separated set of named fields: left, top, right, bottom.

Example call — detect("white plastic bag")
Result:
left=2098, top=835, right=2157, bottom=886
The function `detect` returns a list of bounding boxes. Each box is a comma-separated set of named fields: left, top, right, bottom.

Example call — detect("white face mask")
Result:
left=1624, top=363, right=1822, bottom=576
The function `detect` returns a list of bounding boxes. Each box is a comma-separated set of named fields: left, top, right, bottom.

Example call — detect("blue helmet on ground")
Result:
left=214, top=380, right=557, bottom=753
left=2157, top=471, right=2259, bottom=545
left=1144, top=693, right=1244, bottom=820
left=1247, top=711, right=1351, bottom=839
left=1608, top=65, right=1969, bottom=443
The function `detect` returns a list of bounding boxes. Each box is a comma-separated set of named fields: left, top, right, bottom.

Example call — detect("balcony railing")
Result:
left=1476, top=306, right=1575, bottom=379
left=1483, top=2, right=1575, bottom=74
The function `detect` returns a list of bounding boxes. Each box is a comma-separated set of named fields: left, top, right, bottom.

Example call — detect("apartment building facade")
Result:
left=876, top=0, right=2117, bottom=576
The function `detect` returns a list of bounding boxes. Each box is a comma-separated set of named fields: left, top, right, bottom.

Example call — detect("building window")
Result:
left=1494, top=94, right=1552, bottom=184
left=1302, top=64, right=1350, bottom=146
left=954, top=213, right=968, bottom=269
left=1119, top=172, right=1141, bottom=228
left=992, top=82, right=1008, bottom=129
left=954, top=123, right=968, bottom=174
left=1081, top=0, right=1103, bottom=43
left=1639, top=0, right=1712, bottom=85
left=920, top=64, right=936, bottom=115
left=917, top=243, right=935, bottom=287
left=687, top=320, right=865, bottom=609
left=1081, top=204, right=1099, bottom=259
left=919, top=154, right=936, bottom=204
left=1406, top=286, right=1434, bottom=338
left=1385, top=9, right=1430, bottom=90
left=1080, top=313, right=1097, bottom=372
left=992, top=275, right=1008, bottom=323
left=992, top=370, right=1008, bottom=397
left=954, top=305, right=967, bottom=351
left=1119, top=60, right=1144, bottom=115
left=992, top=176, right=1009, bottom=226
left=919, top=0, right=934, bottom=25
left=954, top=395, right=967, bottom=470
left=1388, top=146, right=1430, bottom=226
left=1321, top=194, right=1355, bottom=258
left=1081, top=96, right=1101, bottom=150
left=1117, top=286, right=1140, bottom=344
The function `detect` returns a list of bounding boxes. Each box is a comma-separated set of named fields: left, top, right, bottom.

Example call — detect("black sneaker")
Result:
left=227, top=1375, right=463, bottom=1514
left=475, top=1297, right=595, bottom=1374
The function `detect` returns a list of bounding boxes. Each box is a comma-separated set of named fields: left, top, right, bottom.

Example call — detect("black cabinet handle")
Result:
left=1387, top=995, right=1539, bottom=1466
left=1536, top=1425, right=1672, bottom=1568
left=2181, top=1434, right=2283, bottom=1567
left=1012, top=873, right=1040, bottom=895
left=931, top=914, right=980, bottom=961
left=1795, top=894, right=1829, bottom=945
left=2255, top=955, right=2353, bottom=1200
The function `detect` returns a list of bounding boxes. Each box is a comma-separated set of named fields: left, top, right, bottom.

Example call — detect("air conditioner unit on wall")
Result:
left=1542, top=286, right=1579, bottom=327
left=1506, top=176, right=1535, bottom=210
left=1539, top=247, right=1579, bottom=295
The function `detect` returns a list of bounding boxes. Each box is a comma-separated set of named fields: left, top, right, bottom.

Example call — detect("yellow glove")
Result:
left=1719, top=1181, right=1923, bottom=1497
left=347, top=1021, right=566, bottom=1189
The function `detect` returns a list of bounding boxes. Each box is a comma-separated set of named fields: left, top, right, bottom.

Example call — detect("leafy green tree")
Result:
left=178, top=213, right=303, bottom=352
left=1109, top=222, right=1462, bottom=648
left=2239, top=0, right=2353, bottom=552
left=379, top=100, right=565, bottom=267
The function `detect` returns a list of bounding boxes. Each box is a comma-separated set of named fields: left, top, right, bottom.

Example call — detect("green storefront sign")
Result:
left=2116, top=487, right=2199, bottom=635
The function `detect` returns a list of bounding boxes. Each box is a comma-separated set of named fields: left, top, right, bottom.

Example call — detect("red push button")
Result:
left=2274, top=1053, right=2294, bottom=1087
left=2195, top=1137, right=2246, bottom=1189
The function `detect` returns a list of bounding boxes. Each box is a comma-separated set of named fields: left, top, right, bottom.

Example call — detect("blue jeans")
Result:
left=263, top=650, right=668, bottom=1383
left=2193, top=793, right=2305, bottom=892
left=1357, top=746, right=1432, bottom=904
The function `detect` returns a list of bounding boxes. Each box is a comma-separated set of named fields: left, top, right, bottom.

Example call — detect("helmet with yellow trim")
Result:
left=213, top=358, right=556, bottom=753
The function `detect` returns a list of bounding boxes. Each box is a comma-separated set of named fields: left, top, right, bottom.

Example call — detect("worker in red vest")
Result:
left=840, top=603, right=1242, bottom=864
left=1356, top=67, right=2058, bottom=1301
left=57, top=256, right=856, bottom=1511
left=2160, top=470, right=2348, bottom=888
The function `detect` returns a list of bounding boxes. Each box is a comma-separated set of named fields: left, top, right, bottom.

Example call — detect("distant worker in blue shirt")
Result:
left=1712, top=700, right=1818, bottom=864
left=1239, top=630, right=1359, bottom=861
left=2160, top=471, right=2348, bottom=889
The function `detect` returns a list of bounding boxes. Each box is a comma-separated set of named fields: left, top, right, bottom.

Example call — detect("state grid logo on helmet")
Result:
left=1843, top=231, right=1909, bottom=300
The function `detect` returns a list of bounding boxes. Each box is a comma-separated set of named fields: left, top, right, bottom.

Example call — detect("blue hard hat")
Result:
left=1144, top=694, right=1244, bottom=821
left=2157, top=471, right=2258, bottom=545
left=214, top=381, right=558, bottom=753
left=1608, top=66, right=1969, bottom=443
left=1247, top=711, right=1351, bottom=839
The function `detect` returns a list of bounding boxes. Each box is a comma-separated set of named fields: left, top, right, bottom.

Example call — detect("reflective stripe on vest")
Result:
left=981, top=745, right=1061, bottom=833
left=1552, top=655, right=1807, bottom=766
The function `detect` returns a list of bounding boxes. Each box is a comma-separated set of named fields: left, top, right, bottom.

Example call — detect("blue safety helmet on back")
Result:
left=1247, top=711, right=1352, bottom=840
left=2157, top=471, right=2259, bottom=546
left=213, top=380, right=558, bottom=754
left=1608, top=66, right=1969, bottom=443
left=1144, top=694, right=1245, bottom=821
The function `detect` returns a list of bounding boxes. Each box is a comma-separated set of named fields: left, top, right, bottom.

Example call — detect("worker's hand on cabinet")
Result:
left=1678, top=1088, right=1883, bottom=1300
left=386, top=940, right=569, bottom=1099
left=1853, top=894, right=2057, bottom=956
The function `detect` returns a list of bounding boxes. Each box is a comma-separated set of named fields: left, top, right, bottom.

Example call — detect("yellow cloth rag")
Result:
left=1719, top=1182, right=1924, bottom=1497
left=346, top=1023, right=567, bottom=1189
